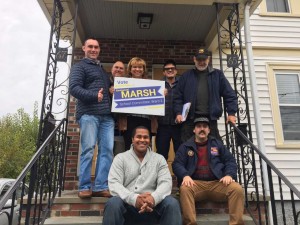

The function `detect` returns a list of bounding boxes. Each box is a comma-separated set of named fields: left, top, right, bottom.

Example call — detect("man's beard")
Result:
left=196, top=64, right=208, bottom=71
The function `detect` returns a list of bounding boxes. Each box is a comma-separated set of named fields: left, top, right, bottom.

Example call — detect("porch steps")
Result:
left=44, top=190, right=255, bottom=225
left=44, top=214, right=255, bottom=225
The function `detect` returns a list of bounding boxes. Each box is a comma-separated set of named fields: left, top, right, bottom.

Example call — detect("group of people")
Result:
left=69, top=37, right=244, bottom=225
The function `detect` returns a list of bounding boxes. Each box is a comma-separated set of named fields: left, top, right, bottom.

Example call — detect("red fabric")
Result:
left=192, top=140, right=216, bottom=181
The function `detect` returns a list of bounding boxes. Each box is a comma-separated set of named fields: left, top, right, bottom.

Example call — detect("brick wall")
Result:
left=65, top=38, right=204, bottom=190
left=74, top=38, right=204, bottom=64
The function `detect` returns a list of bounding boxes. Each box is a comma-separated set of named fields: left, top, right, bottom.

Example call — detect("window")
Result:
left=259, top=0, right=300, bottom=17
left=266, top=0, right=290, bottom=12
left=0, top=184, right=11, bottom=200
left=267, top=63, right=300, bottom=148
left=275, top=73, right=300, bottom=141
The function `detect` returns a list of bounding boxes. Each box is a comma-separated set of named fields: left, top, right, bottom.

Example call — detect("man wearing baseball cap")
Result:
left=173, top=117, right=244, bottom=225
left=173, top=48, right=237, bottom=141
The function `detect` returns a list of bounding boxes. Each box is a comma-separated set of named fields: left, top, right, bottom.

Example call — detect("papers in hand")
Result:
left=181, top=102, right=191, bottom=122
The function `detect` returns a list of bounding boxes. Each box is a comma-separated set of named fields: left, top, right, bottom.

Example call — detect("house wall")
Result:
left=65, top=6, right=300, bottom=197
left=240, top=6, right=300, bottom=195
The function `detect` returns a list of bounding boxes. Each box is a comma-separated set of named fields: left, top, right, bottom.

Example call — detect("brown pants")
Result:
left=180, top=180, right=245, bottom=225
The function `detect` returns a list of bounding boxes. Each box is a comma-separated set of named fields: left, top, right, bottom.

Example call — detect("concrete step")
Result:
left=45, top=190, right=258, bottom=225
left=44, top=214, right=255, bottom=225
left=44, top=216, right=102, bottom=225
left=49, top=190, right=237, bottom=217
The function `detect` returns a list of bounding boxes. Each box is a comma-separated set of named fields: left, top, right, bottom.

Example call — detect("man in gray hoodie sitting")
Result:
left=103, top=126, right=181, bottom=225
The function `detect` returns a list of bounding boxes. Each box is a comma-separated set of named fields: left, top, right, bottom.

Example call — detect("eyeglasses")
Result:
left=163, top=67, right=176, bottom=71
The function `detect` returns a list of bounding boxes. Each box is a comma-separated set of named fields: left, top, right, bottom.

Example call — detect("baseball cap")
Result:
left=194, top=117, right=210, bottom=125
left=195, top=48, right=210, bottom=60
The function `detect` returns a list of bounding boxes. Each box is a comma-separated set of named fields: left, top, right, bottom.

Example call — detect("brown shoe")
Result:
left=78, top=190, right=92, bottom=198
left=92, top=190, right=112, bottom=198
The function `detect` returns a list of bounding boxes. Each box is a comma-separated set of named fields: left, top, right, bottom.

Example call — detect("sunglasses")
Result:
left=163, top=67, right=176, bottom=71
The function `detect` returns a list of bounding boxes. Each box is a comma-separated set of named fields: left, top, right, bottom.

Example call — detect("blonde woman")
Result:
left=118, top=57, right=157, bottom=151
left=127, top=57, right=147, bottom=78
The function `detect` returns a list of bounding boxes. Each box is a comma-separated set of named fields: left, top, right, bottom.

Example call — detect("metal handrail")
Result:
left=231, top=123, right=300, bottom=198
left=229, top=122, right=300, bottom=225
left=0, top=118, right=68, bottom=225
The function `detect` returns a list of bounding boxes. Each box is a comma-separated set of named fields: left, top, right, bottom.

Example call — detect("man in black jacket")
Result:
left=172, top=117, right=244, bottom=225
left=174, top=48, right=237, bottom=141
left=155, top=60, right=181, bottom=160
left=70, top=37, right=114, bottom=198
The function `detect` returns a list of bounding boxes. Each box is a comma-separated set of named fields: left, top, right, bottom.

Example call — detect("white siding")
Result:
left=236, top=7, right=300, bottom=198
left=243, top=54, right=300, bottom=198
left=248, top=9, right=300, bottom=48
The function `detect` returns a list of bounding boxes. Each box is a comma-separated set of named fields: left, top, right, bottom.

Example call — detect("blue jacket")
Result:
left=172, top=136, right=237, bottom=184
left=69, top=58, right=112, bottom=120
left=173, top=67, right=237, bottom=120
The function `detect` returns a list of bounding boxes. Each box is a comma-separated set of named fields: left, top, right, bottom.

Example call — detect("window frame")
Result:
left=259, top=0, right=300, bottom=17
left=266, top=0, right=290, bottom=13
left=267, top=63, right=300, bottom=148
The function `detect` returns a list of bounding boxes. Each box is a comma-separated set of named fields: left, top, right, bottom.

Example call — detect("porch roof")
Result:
left=38, top=0, right=262, bottom=50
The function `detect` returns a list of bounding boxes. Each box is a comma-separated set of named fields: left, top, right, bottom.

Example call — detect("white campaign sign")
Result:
left=111, top=77, right=165, bottom=116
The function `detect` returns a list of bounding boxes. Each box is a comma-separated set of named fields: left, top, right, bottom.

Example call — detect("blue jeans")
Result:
left=78, top=114, right=114, bottom=192
left=103, top=196, right=182, bottom=225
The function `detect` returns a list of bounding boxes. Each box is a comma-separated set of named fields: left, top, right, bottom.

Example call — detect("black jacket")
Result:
left=173, top=67, right=237, bottom=120
left=157, top=77, right=179, bottom=125
left=70, top=58, right=111, bottom=120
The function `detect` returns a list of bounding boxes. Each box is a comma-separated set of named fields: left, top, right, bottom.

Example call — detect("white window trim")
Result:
left=259, top=0, right=300, bottom=17
left=267, top=63, right=300, bottom=148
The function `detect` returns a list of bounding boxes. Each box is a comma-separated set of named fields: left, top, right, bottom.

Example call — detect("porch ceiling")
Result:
left=38, top=0, right=262, bottom=49
left=78, top=1, right=216, bottom=42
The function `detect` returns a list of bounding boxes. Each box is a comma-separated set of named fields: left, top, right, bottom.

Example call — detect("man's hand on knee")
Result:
left=220, top=175, right=235, bottom=186
left=182, top=176, right=195, bottom=187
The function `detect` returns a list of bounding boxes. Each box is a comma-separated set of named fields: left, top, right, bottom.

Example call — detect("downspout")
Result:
left=244, top=1, right=273, bottom=224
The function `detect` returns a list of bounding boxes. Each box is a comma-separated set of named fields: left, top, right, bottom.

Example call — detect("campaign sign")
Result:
left=112, top=77, right=165, bottom=116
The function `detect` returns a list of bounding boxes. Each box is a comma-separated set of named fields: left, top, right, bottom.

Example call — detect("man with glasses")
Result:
left=174, top=48, right=237, bottom=141
left=155, top=60, right=181, bottom=160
